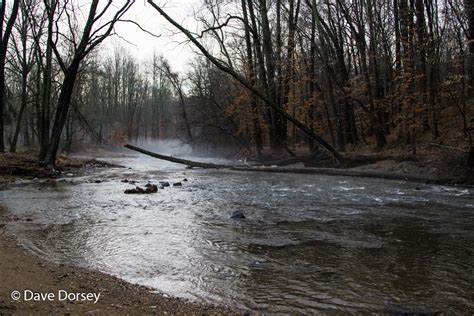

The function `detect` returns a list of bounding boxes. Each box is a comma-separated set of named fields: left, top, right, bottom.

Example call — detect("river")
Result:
left=1, top=155, right=473, bottom=314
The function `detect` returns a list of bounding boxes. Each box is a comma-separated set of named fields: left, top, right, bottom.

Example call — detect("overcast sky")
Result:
left=107, top=0, right=202, bottom=73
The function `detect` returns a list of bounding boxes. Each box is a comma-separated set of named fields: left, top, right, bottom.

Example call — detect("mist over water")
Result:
left=131, top=139, right=193, bottom=156
left=1, top=156, right=473, bottom=314
left=126, top=138, right=242, bottom=165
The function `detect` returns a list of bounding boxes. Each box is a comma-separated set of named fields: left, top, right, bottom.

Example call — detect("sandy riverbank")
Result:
left=0, top=230, right=237, bottom=315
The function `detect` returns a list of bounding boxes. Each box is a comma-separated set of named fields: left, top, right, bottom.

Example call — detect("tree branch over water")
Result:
left=147, top=0, right=345, bottom=165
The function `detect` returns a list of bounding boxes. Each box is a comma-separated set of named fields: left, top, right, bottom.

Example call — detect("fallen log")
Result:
left=124, top=144, right=229, bottom=169
left=231, top=166, right=435, bottom=183
left=124, top=144, right=441, bottom=184
left=125, top=144, right=318, bottom=168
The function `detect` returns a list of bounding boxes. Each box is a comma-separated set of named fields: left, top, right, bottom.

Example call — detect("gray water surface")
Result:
left=1, top=156, right=473, bottom=314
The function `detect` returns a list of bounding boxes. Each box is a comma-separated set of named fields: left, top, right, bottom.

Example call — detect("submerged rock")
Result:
left=230, top=211, right=246, bottom=219
left=159, top=181, right=170, bottom=187
left=173, top=182, right=182, bottom=187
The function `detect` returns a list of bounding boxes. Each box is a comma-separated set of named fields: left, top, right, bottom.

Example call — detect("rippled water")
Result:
left=1, top=156, right=473, bottom=314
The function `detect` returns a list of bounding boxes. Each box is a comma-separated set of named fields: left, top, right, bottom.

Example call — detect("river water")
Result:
left=1, top=156, right=473, bottom=314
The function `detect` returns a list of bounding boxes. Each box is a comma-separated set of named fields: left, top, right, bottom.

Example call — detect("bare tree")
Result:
left=0, top=0, right=20, bottom=152
left=43, top=0, right=134, bottom=166
left=9, top=0, right=36, bottom=153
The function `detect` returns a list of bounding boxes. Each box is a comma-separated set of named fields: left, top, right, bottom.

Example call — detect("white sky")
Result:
left=106, top=0, right=202, bottom=73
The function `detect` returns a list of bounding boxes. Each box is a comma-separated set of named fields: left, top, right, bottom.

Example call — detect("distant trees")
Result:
left=1, top=0, right=472, bottom=163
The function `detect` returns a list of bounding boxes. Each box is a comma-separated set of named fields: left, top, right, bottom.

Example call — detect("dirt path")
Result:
left=0, top=230, right=237, bottom=315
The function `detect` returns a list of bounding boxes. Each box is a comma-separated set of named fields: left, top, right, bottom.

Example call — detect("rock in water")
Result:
left=231, top=211, right=245, bottom=219
left=173, top=182, right=182, bottom=187
left=159, top=181, right=170, bottom=187
left=124, top=185, right=158, bottom=194
left=145, top=184, right=158, bottom=193
left=124, top=186, right=145, bottom=194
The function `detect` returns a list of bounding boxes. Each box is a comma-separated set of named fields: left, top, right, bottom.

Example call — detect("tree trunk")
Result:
left=466, top=0, right=474, bottom=95
left=0, top=0, right=21, bottom=152
left=242, top=0, right=263, bottom=157
left=44, top=61, right=81, bottom=165
left=39, top=0, right=55, bottom=161
left=10, top=67, right=28, bottom=153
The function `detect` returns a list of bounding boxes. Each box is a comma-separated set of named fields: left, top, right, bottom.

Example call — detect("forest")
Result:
left=1, top=1, right=474, bottom=314
left=0, top=0, right=472, bottom=168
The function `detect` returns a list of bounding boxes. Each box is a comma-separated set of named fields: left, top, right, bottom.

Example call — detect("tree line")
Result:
left=1, top=0, right=473, bottom=165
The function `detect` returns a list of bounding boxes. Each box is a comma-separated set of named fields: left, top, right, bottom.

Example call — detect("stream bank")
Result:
left=0, top=228, right=236, bottom=315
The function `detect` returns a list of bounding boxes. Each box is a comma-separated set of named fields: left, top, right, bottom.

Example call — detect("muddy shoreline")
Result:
left=0, top=229, right=237, bottom=315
